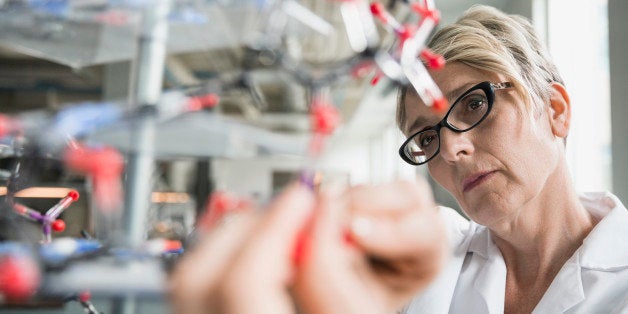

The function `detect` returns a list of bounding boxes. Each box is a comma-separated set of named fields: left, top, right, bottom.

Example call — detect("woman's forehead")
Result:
left=431, top=62, right=502, bottom=92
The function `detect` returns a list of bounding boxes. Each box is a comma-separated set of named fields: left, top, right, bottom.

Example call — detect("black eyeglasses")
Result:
left=399, top=81, right=514, bottom=165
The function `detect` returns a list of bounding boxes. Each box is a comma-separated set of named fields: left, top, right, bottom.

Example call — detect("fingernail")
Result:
left=299, top=171, right=315, bottom=190
left=350, top=216, right=372, bottom=239
left=342, top=228, right=356, bottom=247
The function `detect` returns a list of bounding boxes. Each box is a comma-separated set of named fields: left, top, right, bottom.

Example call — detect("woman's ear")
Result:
left=547, top=82, right=571, bottom=138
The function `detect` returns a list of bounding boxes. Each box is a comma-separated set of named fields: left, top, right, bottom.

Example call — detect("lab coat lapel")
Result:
left=578, top=192, right=628, bottom=270
left=471, top=228, right=506, bottom=314
left=534, top=192, right=627, bottom=313
left=533, top=253, right=585, bottom=313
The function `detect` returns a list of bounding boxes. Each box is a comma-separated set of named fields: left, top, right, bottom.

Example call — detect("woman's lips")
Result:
left=462, top=171, right=496, bottom=193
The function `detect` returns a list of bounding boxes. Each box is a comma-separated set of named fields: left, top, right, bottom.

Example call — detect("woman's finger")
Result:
left=294, top=191, right=386, bottom=314
left=219, top=182, right=315, bottom=314
left=347, top=179, right=435, bottom=215
left=169, top=208, right=258, bottom=314
left=349, top=208, right=445, bottom=259
left=344, top=180, right=448, bottom=302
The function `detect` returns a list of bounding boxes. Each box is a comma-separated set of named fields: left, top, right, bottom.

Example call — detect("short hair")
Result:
left=396, top=5, right=564, bottom=130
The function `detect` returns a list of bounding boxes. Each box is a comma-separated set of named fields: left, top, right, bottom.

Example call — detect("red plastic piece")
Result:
left=0, top=115, right=10, bottom=138
left=371, top=2, right=410, bottom=39
left=68, top=190, right=80, bottom=201
left=350, top=60, right=375, bottom=79
left=51, top=219, right=66, bottom=232
left=293, top=218, right=357, bottom=268
left=0, top=255, right=40, bottom=301
left=163, top=239, right=183, bottom=252
left=399, top=24, right=416, bottom=43
left=411, top=2, right=441, bottom=24
left=65, top=145, right=124, bottom=179
left=431, top=96, right=448, bottom=112
left=370, top=72, right=382, bottom=86
left=198, top=191, right=246, bottom=231
left=209, top=191, right=238, bottom=213
left=64, top=144, right=124, bottom=211
left=78, top=291, right=91, bottom=302
left=369, top=2, right=387, bottom=22
left=95, top=10, right=129, bottom=26
left=310, top=100, right=341, bottom=136
left=13, top=203, right=28, bottom=215
left=420, top=49, right=446, bottom=70
left=292, top=213, right=314, bottom=268
left=187, top=93, right=220, bottom=111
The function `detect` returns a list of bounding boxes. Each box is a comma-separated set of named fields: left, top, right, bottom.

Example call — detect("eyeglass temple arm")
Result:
left=491, top=82, right=513, bottom=90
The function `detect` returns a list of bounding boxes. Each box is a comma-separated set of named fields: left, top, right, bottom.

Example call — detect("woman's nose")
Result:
left=437, top=128, right=474, bottom=163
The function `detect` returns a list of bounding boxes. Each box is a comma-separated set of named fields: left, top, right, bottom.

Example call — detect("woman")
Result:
left=396, top=5, right=628, bottom=313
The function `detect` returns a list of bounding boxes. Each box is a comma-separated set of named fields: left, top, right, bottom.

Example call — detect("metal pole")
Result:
left=123, top=0, right=171, bottom=249
left=116, top=2, right=171, bottom=313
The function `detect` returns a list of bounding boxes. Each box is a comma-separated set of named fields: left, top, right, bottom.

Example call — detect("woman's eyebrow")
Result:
left=406, top=116, right=432, bottom=134
left=445, top=82, right=475, bottom=104
left=404, top=82, right=476, bottom=133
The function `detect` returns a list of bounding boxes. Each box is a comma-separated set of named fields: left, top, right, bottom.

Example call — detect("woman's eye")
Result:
left=465, top=96, right=486, bottom=110
left=420, top=135, right=435, bottom=147
left=470, top=100, right=482, bottom=109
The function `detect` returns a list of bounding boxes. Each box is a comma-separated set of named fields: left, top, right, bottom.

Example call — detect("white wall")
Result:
left=211, top=123, right=417, bottom=202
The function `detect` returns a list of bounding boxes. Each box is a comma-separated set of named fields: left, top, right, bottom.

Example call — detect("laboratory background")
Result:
left=0, top=0, right=625, bottom=313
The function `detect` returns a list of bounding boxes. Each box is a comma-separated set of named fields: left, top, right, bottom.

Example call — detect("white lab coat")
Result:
left=403, top=192, right=628, bottom=313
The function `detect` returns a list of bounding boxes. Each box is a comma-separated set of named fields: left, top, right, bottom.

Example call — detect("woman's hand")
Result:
left=170, top=179, right=448, bottom=314
left=169, top=183, right=315, bottom=314
left=293, top=179, right=448, bottom=314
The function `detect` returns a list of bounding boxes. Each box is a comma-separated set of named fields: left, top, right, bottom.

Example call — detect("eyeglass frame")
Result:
left=398, top=81, right=514, bottom=166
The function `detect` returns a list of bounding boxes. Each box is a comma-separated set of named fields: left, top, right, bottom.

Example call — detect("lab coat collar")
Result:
left=578, top=191, right=628, bottom=270
left=468, top=225, right=507, bottom=313
left=467, top=222, right=491, bottom=259
left=466, top=225, right=588, bottom=314
left=466, top=191, right=628, bottom=269
left=533, top=253, right=585, bottom=313
left=473, top=250, right=507, bottom=313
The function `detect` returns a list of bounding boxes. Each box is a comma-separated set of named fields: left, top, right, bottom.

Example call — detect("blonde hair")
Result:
left=396, top=5, right=564, bottom=129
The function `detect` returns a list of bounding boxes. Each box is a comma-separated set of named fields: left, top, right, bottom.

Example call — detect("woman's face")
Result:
left=402, top=62, right=562, bottom=228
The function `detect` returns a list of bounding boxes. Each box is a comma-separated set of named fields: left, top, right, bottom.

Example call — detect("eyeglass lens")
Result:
left=402, top=85, right=491, bottom=164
